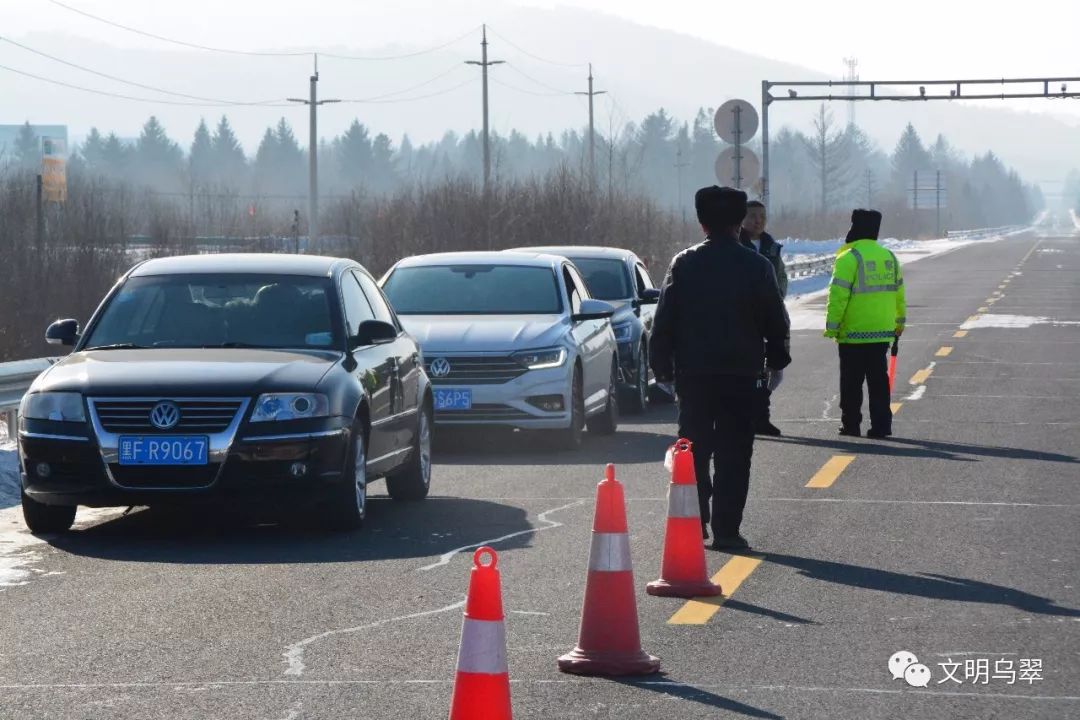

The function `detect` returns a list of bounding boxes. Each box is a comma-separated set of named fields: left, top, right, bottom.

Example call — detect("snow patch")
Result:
left=906, top=385, right=927, bottom=401
left=960, top=314, right=1080, bottom=330
left=0, top=442, right=18, bottom=509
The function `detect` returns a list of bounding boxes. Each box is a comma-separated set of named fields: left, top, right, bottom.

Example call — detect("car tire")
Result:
left=587, top=358, right=620, bottom=435
left=326, top=421, right=367, bottom=530
left=624, top=345, right=649, bottom=414
left=387, top=404, right=432, bottom=502
left=21, top=490, right=76, bottom=534
left=555, top=366, right=585, bottom=450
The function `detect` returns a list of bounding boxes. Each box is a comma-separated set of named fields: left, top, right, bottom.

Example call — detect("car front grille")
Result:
left=435, top=403, right=535, bottom=423
left=91, top=399, right=245, bottom=434
left=425, top=356, right=527, bottom=385
left=108, top=464, right=221, bottom=490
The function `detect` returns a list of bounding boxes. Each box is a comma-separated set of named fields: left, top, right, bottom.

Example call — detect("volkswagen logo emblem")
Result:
left=149, top=401, right=181, bottom=431
left=429, top=357, right=452, bottom=378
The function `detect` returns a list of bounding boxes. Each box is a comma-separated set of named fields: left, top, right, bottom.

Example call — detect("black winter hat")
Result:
left=695, top=185, right=747, bottom=232
left=846, top=209, right=882, bottom=242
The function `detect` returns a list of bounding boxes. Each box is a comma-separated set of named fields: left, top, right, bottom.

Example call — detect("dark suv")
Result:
left=18, top=254, right=432, bottom=533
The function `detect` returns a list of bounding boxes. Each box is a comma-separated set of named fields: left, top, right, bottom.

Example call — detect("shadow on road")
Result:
left=614, top=678, right=784, bottom=719
left=45, top=496, right=541, bottom=565
left=434, top=428, right=672, bottom=466
left=759, top=552, right=1080, bottom=618
left=722, top=598, right=817, bottom=626
left=759, top=434, right=1078, bottom=465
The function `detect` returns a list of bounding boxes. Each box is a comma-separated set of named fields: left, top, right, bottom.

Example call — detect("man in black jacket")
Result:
left=651, top=186, right=791, bottom=550
left=740, top=200, right=789, bottom=437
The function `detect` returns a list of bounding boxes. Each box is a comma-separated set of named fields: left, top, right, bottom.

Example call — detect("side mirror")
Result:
left=637, top=288, right=661, bottom=305
left=46, top=319, right=80, bottom=346
left=572, top=299, right=616, bottom=322
left=350, top=320, right=397, bottom=349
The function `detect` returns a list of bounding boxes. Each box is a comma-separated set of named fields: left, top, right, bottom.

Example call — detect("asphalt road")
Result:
left=1, top=229, right=1078, bottom=719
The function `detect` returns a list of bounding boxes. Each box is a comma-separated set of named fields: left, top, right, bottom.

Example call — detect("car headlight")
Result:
left=612, top=322, right=633, bottom=343
left=511, top=347, right=567, bottom=370
left=19, top=392, right=86, bottom=422
left=250, top=393, right=330, bottom=422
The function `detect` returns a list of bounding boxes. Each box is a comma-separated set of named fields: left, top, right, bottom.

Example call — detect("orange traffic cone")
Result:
left=449, top=547, right=512, bottom=720
left=647, top=439, right=723, bottom=598
left=558, top=464, right=660, bottom=676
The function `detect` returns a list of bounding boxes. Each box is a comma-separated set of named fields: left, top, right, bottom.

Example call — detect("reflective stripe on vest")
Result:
left=845, top=330, right=897, bottom=340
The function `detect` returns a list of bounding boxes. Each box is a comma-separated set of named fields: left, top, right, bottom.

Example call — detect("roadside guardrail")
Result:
left=0, top=358, right=57, bottom=441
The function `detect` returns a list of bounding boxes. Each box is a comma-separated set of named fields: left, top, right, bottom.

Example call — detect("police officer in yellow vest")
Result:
left=824, top=209, right=906, bottom=438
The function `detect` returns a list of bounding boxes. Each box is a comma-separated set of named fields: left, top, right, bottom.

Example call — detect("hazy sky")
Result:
left=7, top=0, right=1078, bottom=83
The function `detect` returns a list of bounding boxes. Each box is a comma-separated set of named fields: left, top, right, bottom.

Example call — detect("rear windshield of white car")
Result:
left=382, top=265, right=563, bottom=315
left=569, top=258, right=632, bottom=301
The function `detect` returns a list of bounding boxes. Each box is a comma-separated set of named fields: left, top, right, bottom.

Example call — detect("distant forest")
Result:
left=1, top=105, right=1044, bottom=237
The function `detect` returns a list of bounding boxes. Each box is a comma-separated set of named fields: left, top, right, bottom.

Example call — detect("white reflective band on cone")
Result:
left=588, top=532, right=632, bottom=572
left=667, top=484, right=700, bottom=519
left=456, top=618, right=508, bottom=674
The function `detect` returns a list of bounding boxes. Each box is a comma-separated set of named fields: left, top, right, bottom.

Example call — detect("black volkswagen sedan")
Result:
left=18, top=254, right=432, bottom=533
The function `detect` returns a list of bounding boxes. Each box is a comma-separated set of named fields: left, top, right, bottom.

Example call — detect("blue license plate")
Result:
left=119, top=436, right=209, bottom=466
left=434, top=389, right=472, bottom=411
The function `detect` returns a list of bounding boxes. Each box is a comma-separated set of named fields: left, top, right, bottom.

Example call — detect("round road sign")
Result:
left=714, top=99, right=759, bottom=144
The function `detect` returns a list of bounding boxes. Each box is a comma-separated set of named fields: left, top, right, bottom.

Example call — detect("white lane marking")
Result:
left=509, top=610, right=549, bottom=616
left=280, top=701, right=302, bottom=720
left=906, top=385, right=927, bottom=401
left=417, top=500, right=584, bottom=572
left=960, top=313, right=1080, bottom=330
left=282, top=600, right=465, bottom=677
left=0, top=679, right=1076, bottom=702
left=822, top=393, right=838, bottom=420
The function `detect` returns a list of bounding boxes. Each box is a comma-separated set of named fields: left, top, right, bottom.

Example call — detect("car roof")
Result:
left=130, top=253, right=351, bottom=278
left=511, top=246, right=637, bottom=261
left=393, top=251, right=565, bottom=270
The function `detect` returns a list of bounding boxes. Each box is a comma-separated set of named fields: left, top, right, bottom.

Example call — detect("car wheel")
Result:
left=587, top=358, right=620, bottom=435
left=21, top=490, right=76, bottom=534
left=327, top=421, right=367, bottom=530
left=624, top=345, right=649, bottom=414
left=387, top=404, right=432, bottom=501
left=555, top=366, right=585, bottom=450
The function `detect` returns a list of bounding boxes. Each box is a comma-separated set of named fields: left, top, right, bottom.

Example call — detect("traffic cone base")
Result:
left=557, top=646, right=661, bottom=676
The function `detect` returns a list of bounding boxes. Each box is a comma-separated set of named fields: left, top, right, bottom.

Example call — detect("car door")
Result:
left=354, top=269, right=418, bottom=458
left=340, top=270, right=396, bottom=464
left=563, top=264, right=610, bottom=412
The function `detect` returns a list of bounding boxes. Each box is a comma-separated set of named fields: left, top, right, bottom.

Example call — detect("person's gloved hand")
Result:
left=823, top=329, right=839, bottom=339
left=766, top=368, right=784, bottom=392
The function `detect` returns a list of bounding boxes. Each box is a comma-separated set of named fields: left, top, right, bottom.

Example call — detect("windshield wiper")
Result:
left=204, top=342, right=266, bottom=348
left=84, top=343, right=150, bottom=351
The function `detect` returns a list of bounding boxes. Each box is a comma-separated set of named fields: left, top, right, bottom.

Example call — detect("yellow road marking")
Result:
left=966, top=315, right=981, bottom=324
left=891, top=402, right=903, bottom=414
left=977, top=306, right=989, bottom=313
left=953, top=330, right=968, bottom=338
left=987, top=297, right=998, bottom=304
left=806, top=455, right=856, bottom=489
left=910, top=367, right=934, bottom=385
left=935, top=346, right=953, bottom=357
left=667, top=555, right=765, bottom=625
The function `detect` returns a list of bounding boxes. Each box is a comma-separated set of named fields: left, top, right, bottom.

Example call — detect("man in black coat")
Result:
left=651, top=186, right=791, bottom=550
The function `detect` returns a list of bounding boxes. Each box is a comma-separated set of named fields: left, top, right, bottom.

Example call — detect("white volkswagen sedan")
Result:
left=380, top=252, right=619, bottom=449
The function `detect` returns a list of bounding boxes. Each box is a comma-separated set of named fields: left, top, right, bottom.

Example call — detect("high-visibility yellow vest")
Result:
left=825, top=239, right=906, bottom=344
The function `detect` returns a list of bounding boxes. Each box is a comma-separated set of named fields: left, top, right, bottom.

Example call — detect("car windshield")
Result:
left=382, top=265, right=563, bottom=315
left=83, top=274, right=337, bottom=350
left=569, top=258, right=633, bottom=301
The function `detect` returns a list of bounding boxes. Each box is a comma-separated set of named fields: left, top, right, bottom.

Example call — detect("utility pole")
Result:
left=866, top=169, right=875, bottom=207
left=936, top=169, right=942, bottom=238
left=466, top=25, right=503, bottom=190
left=674, top=145, right=690, bottom=226
left=35, top=173, right=44, bottom=249
left=289, top=54, right=340, bottom=248
left=575, top=63, right=606, bottom=191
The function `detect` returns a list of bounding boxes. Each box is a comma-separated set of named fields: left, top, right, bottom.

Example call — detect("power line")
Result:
left=485, top=26, right=587, bottom=68
left=504, top=64, right=574, bottom=95
left=340, top=77, right=478, bottom=104
left=320, top=27, right=481, bottom=61
left=46, top=0, right=311, bottom=57
left=490, top=79, right=570, bottom=97
left=0, top=36, right=286, bottom=105
left=0, top=62, right=294, bottom=106
left=336, top=65, right=468, bottom=102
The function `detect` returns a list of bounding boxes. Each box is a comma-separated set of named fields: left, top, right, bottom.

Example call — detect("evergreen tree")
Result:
left=210, top=116, right=247, bottom=186
left=14, top=122, right=40, bottom=170
left=133, top=116, right=183, bottom=190
left=335, top=120, right=374, bottom=189
left=891, top=123, right=933, bottom=194
left=101, top=133, right=131, bottom=178
left=189, top=119, right=214, bottom=186
left=79, top=128, right=107, bottom=175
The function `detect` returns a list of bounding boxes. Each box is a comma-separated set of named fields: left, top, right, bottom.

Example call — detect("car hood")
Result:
left=398, top=315, right=567, bottom=353
left=31, top=349, right=340, bottom=396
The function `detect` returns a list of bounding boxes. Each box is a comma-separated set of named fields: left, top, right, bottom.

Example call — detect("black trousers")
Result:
left=754, top=383, right=772, bottom=427
left=838, top=343, right=892, bottom=431
left=676, top=375, right=756, bottom=537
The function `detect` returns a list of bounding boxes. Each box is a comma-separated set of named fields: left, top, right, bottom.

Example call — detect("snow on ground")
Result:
left=0, top=441, right=18, bottom=509
left=784, top=229, right=1028, bottom=330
